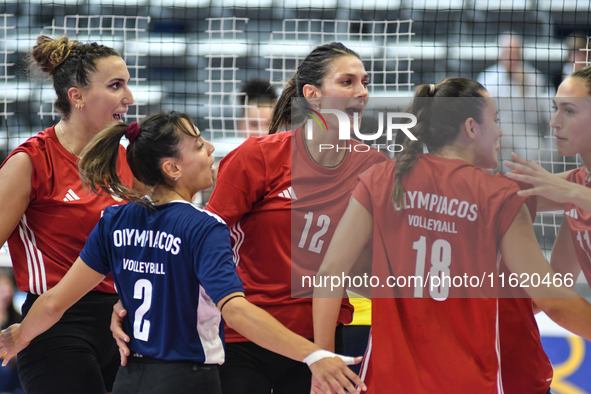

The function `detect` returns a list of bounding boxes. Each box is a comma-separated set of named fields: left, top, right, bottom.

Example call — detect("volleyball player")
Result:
left=313, top=78, right=591, bottom=393
left=0, top=112, right=365, bottom=394
left=506, top=66, right=591, bottom=290
left=205, top=42, right=389, bottom=394
left=0, top=35, right=134, bottom=394
left=110, top=42, right=385, bottom=393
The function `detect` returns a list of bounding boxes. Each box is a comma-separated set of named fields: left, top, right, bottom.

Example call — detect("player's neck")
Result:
left=151, top=187, right=191, bottom=205
left=57, top=117, right=96, bottom=157
left=431, top=144, right=474, bottom=165
left=580, top=152, right=591, bottom=171
left=302, top=123, right=346, bottom=167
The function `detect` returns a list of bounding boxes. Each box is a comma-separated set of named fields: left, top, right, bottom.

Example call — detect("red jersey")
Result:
left=353, top=155, right=527, bottom=394
left=2, top=126, right=133, bottom=294
left=564, top=167, right=591, bottom=283
left=498, top=298, right=552, bottom=394
left=497, top=175, right=552, bottom=394
left=207, top=127, right=387, bottom=341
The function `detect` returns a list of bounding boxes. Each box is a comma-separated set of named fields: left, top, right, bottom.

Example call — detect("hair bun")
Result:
left=31, top=35, right=79, bottom=76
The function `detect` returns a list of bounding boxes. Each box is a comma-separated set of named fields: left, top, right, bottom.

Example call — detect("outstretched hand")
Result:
left=308, top=351, right=366, bottom=394
left=504, top=152, right=574, bottom=204
left=0, top=324, right=28, bottom=367
left=111, top=300, right=130, bottom=366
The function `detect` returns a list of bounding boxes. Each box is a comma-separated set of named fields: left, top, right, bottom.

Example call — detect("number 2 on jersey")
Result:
left=412, top=236, right=451, bottom=301
left=298, top=212, right=330, bottom=254
left=134, top=279, right=153, bottom=341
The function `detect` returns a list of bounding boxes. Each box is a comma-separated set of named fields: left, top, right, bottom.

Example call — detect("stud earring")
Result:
left=173, top=175, right=180, bottom=181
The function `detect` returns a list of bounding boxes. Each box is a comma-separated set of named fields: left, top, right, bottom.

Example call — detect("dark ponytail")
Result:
left=79, top=111, right=198, bottom=204
left=269, top=42, right=361, bottom=134
left=79, top=123, right=136, bottom=202
left=392, top=78, right=487, bottom=206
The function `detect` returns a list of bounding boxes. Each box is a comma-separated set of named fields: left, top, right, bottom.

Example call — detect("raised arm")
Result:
left=0, top=258, right=106, bottom=365
left=313, top=197, right=373, bottom=351
left=0, top=153, right=33, bottom=246
left=500, top=204, right=591, bottom=340
left=504, top=153, right=580, bottom=212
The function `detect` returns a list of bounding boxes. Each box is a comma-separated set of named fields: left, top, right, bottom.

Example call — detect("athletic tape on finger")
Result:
left=303, top=350, right=357, bottom=366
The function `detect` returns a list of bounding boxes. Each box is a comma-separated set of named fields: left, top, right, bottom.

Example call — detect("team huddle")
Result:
left=0, top=34, right=591, bottom=394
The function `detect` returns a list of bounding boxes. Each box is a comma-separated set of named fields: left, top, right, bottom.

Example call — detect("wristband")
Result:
left=303, top=349, right=357, bottom=366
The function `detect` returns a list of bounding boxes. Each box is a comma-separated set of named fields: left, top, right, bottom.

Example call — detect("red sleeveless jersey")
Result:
left=2, top=125, right=133, bottom=294
left=353, top=155, right=527, bottom=393
left=207, top=127, right=387, bottom=341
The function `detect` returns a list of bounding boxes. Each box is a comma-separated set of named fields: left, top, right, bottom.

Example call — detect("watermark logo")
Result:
left=303, top=108, right=418, bottom=153
left=305, top=109, right=417, bottom=141
left=302, top=107, right=328, bottom=132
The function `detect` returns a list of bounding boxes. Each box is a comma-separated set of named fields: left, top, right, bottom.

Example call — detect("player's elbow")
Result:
left=534, top=297, right=579, bottom=325
left=43, top=293, right=66, bottom=318
left=220, top=297, right=249, bottom=330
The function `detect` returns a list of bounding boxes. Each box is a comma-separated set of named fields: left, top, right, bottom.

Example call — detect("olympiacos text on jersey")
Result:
left=353, top=154, right=527, bottom=393
left=81, top=200, right=244, bottom=363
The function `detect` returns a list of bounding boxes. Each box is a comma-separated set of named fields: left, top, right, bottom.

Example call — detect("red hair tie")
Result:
left=125, top=122, right=141, bottom=143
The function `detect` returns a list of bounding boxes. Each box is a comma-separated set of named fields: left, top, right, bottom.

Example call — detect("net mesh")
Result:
left=0, top=2, right=590, bottom=269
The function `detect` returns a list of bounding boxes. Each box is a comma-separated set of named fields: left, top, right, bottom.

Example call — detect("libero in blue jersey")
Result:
left=0, top=112, right=365, bottom=394
left=80, top=199, right=243, bottom=363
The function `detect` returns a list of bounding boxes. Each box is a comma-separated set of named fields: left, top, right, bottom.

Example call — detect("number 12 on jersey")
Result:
left=412, top=236, right=451, bottom=301
left=298, top=212, right=331, bottom=254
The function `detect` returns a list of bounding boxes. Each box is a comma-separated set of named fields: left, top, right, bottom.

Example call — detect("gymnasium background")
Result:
left=0, top=0, right=589, bottom=392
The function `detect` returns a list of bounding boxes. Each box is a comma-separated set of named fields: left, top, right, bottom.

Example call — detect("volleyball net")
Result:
left=0, top=1, right=590, bottom=268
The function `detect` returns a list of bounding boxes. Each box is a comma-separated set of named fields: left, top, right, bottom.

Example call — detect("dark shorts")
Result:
left=342, top=324, right=371, bottom=375
left=113, top=355, right=222, bottom=394
left=219, top=324, right=344, bottom=394
left=17, top=291, right=120, bottom=394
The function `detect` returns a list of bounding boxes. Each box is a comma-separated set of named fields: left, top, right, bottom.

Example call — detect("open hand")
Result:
left=111, top=300, right=130, bottom=366
left=309, top=354, right=365, bottom=394
left=504, top=152, right=574, bottom=204
left=0, top=324, right=28, bottom=367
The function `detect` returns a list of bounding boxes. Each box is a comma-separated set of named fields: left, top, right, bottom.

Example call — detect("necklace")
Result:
left=58, top=122, right=79, bottom=158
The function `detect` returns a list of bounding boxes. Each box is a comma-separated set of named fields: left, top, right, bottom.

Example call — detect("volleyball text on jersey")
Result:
left=394, top=190, right=479, bottom=222
left=113, top=228, right=182, bottom=255
left=122, top=258, right=166, bottom=275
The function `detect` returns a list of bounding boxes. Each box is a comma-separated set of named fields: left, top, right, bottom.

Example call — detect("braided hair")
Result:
left=31, top=35, right=119, bottom=119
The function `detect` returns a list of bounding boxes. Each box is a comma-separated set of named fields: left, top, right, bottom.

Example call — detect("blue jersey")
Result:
left=80, top=200, right=244, bottom=364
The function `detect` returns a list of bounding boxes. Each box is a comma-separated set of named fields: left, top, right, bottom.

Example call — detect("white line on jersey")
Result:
left=63, top=189, right=81, bottom=202
left=278, top=186, right=297, bottom=200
